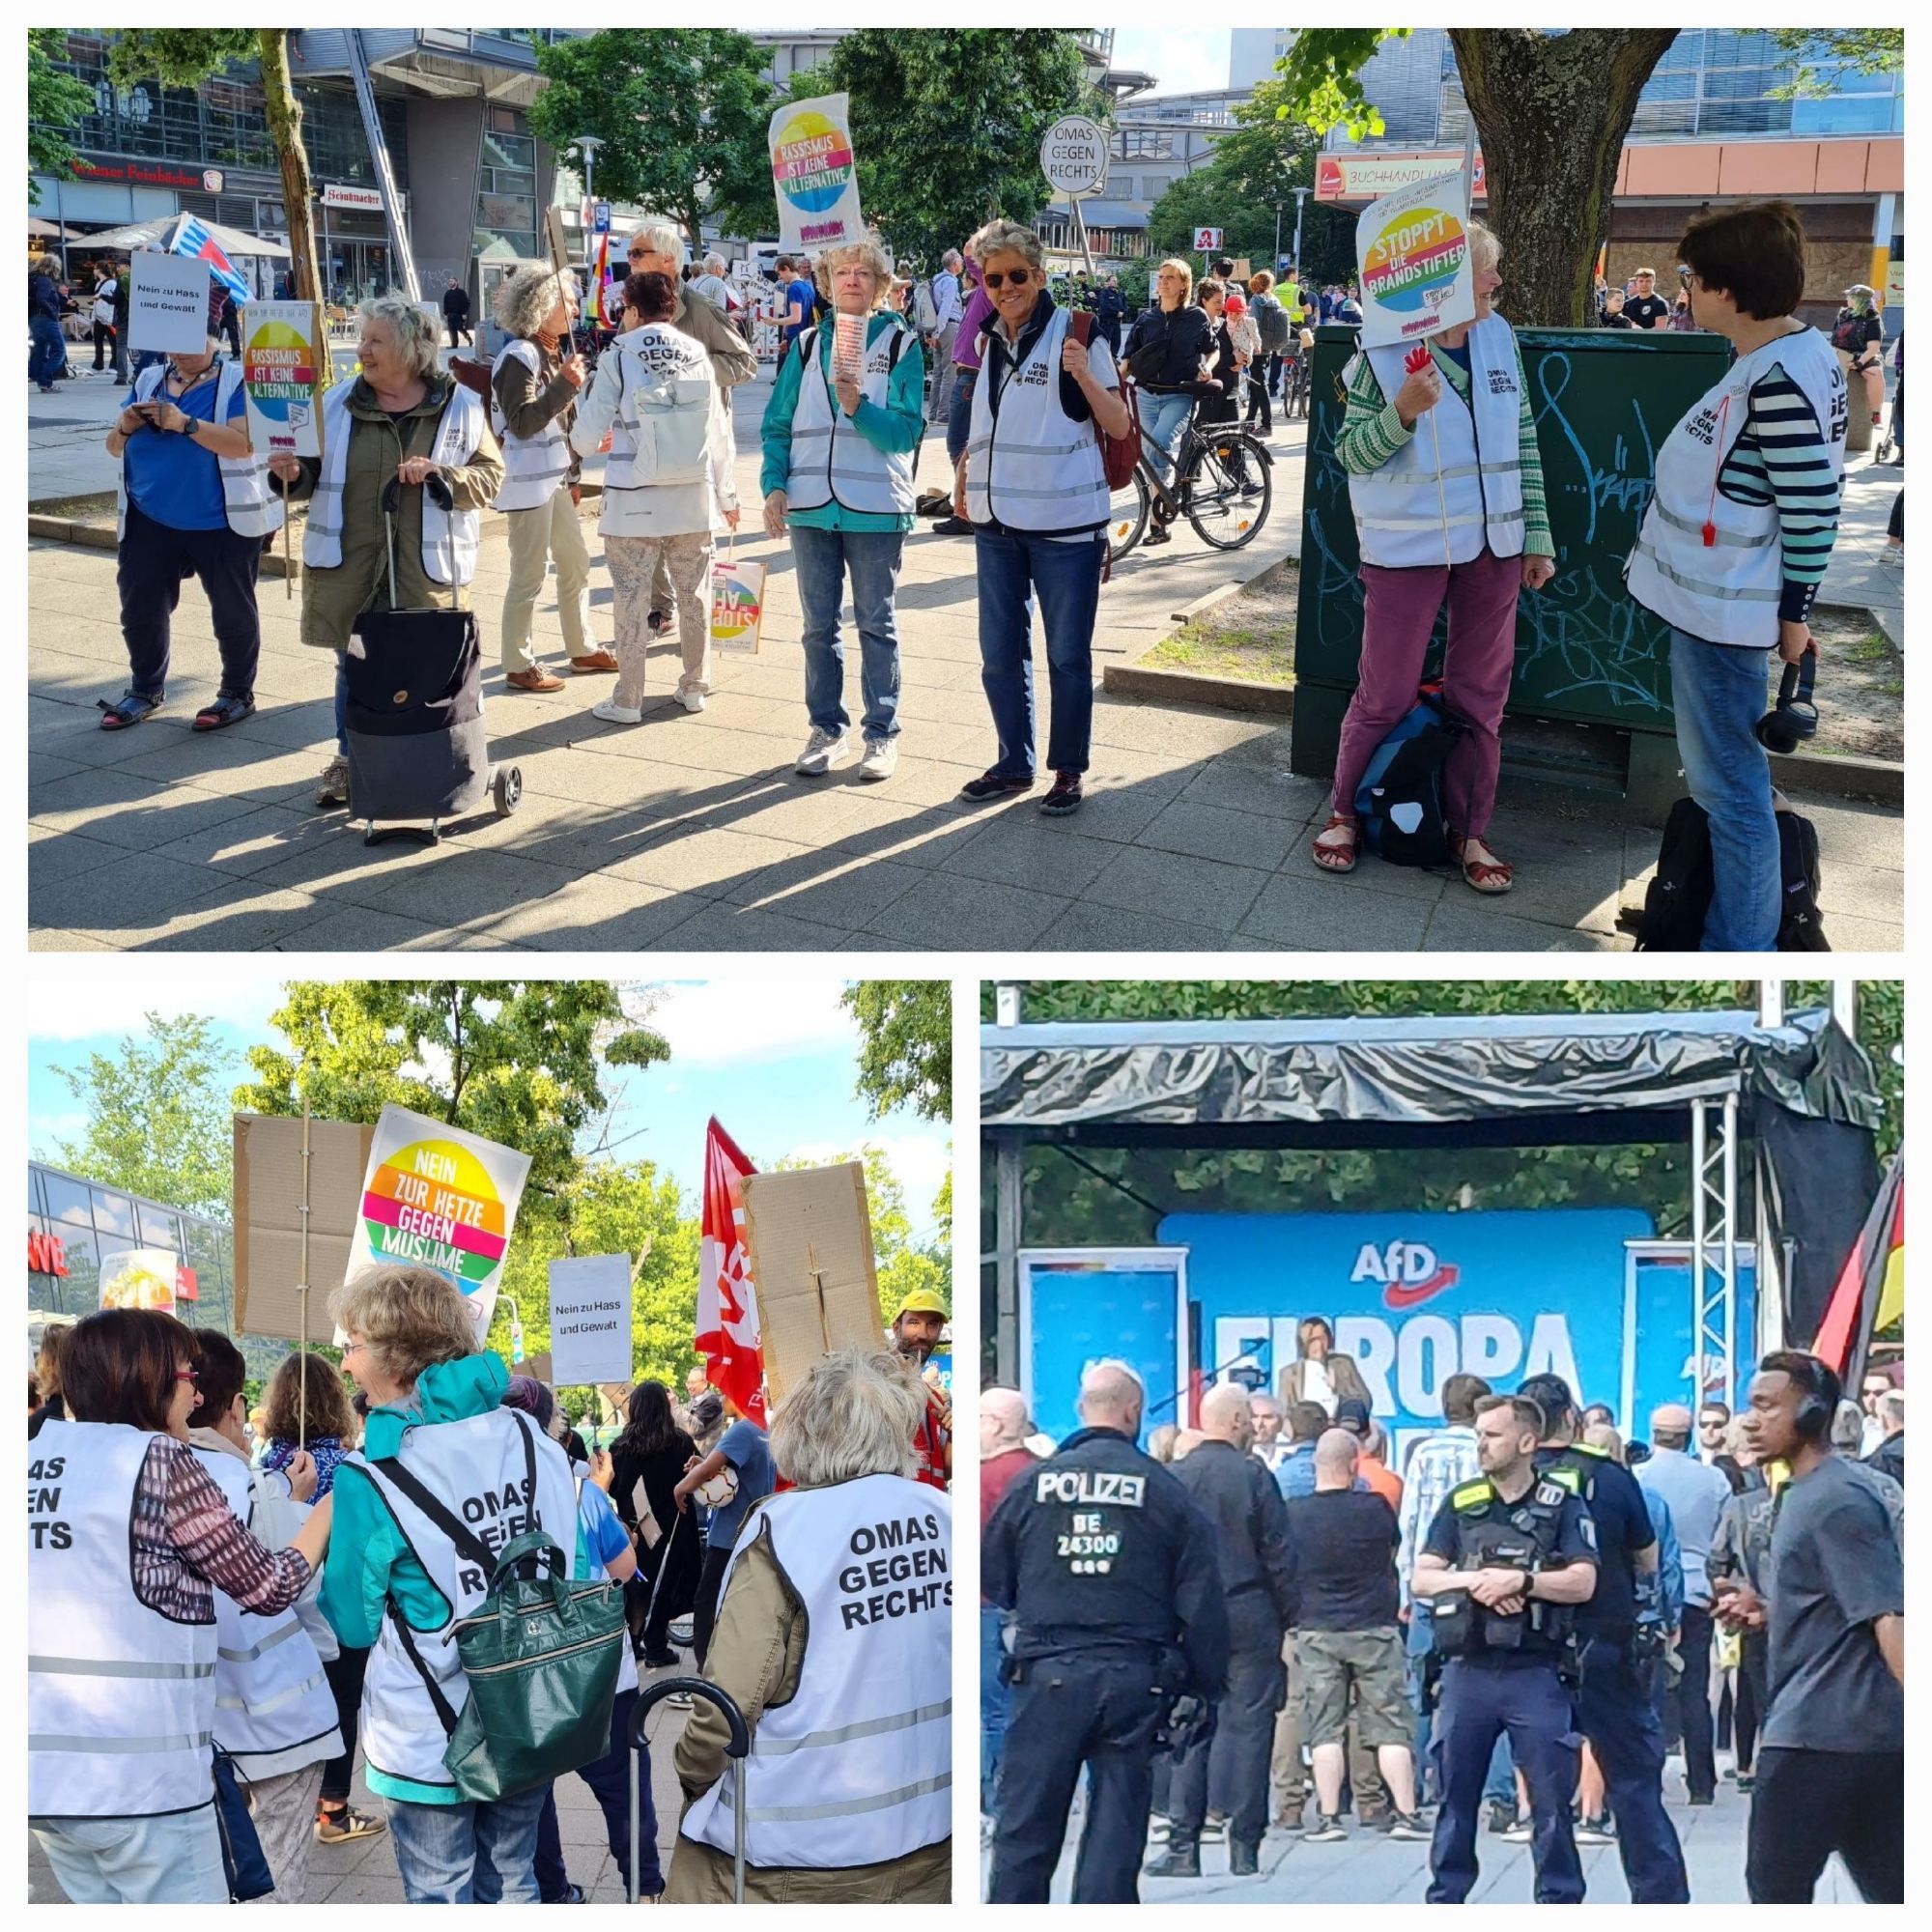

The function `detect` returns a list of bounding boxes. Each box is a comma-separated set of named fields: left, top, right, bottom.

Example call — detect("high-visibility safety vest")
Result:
left=596, top=324, right=716, bottom=494
left=1626, top=325, right=1846, bottom=648
left=350, top=1408, right=578, bottom=1794
left=1348, top=314, right=1526, bottom=569
left=489, top=338, right=574, bottom=513
left=681, top=1473, right=952, bottom=1871
left=965, top=304, right=1112, bottom=536
left=115, top=355, right=284, bottom=542
left=784, top=320, right=917, bottom=518
left=28, top=1420, right=218, bottom=1819
left=191, top=1447, right=344, bottom=1782
left=304, top=378, right=485, bottom=585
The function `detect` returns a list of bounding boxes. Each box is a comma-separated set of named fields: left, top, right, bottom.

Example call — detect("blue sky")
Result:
left=27, top=977, right=952, bottom=1238
left=1116, top=28, right=1233, bottom=98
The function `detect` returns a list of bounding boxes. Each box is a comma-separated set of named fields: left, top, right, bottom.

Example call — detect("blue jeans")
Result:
left=946, top=366, right=978, bottom=468
left=975, top=527, right=1105, bottom=779
left=33, top=1803, right=227, bottom=1903
left=790, top=524, right=905, bottom=741
left=28, top=314, right=67, bottom=388
left=533, top=1687, right=654, bottom=1899
left=981, top=1605, right=1012, bottom=1813
left=1138, top=389, right=1194, bottom=486
left=1669, top=629, right=1779, bottom=951
left=384, top=1782, right=549, bottom=1904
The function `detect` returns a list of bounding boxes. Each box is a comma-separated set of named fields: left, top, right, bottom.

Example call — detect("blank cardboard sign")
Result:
left=740, top=1161, right=882, bottom=1410
left=233, top=1113, right=375, bottom=1344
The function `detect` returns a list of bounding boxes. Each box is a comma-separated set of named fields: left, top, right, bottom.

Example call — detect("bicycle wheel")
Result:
left=1107, top=468, right=1151, bottom=563
left=1183, top=433, right=1271, bottom=552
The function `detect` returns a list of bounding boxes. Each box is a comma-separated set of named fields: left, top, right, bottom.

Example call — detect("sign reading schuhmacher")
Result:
left=768, top=93, right=866, bottom=253
left=345, top=1105, right=531, bottom=1343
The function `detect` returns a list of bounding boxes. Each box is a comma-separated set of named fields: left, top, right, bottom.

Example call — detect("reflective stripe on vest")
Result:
left=304, top=379, right=485, bottom=585
left=1626, top=325, right=1846, bottom=647
left=28, top=1420, right=218, bottom=1818
left=192, top=1448, right=344, bottom=1781
left=784, top=322, right=917, bottom=517
left=1350, top=314, right=1526, bottom=568
left=681, top=1474, right=952, bottom=1870
left=965, top=305, right=1111, bottom=534
left=491, top=338, right=572, bottom=512
left=114, top=357, right=284, bottom=542
left=350, top=1409, right=579, bottom=1793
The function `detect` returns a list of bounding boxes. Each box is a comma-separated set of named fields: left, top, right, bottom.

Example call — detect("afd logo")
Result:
left=1350, top=1240, right=1460, bottom=1311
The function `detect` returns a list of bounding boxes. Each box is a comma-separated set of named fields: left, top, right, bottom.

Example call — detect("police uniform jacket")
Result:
left=1169, top=1438, right=1294, bottom=1634
left=1422, top=1471, right=1598, bottom=1662
left=982, top=1425, right=1230, bottom=1697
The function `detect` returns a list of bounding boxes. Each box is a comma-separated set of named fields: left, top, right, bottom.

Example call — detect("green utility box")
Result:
left=1291, top=324, right=1732, bottom=808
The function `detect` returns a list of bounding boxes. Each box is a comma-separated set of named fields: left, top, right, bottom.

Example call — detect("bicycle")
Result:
left=1281, top=345, right=1312, bottom=420
left=1106, top=397, right=1274, bottom=564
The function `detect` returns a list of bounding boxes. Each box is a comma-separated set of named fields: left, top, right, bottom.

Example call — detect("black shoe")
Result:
left=1487, top=1800, right=1517, bottom=1835
left=1229, top=1841, right=1261, bottom=1877
left=1143, top=1844, right=1200, bottom=1879
left=1303, top=1814, right=1348, bottom=1843
left=1039, top=771, right=1083, bottom=816
left=928, top=514, right=974, bottom=534
left=1387, top=1812, right=1433, bottom=1842
left=1142, top=523, right=1173, bottom=546
left=639, top=1649, right=678, bottom=1669
left=958, top=769, right=1033, bottom=803
left=1687, top=1792, right=1715, bottom=1807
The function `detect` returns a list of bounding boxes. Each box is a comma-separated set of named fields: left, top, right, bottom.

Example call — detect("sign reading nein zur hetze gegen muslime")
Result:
left=346, top=1105, right=531, bottom=1342
left=769, top=92, right=866, bottom=253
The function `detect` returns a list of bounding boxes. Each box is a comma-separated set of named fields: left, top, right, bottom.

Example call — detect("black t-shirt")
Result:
left=1533, top=1444, right=1653, bottom=1636
left=1281, top=1488, right=1401, bottom=1630
left=1599, top=310, right=1634, bottom=329
left=1624, top=293, right=1672, bottom=329
left=1123, top=301, right=1215, bottom=390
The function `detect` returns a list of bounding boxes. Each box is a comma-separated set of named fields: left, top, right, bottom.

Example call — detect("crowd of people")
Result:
left=27, top=1276, right=953, bottom=1904
left=980, top=1325, right=1904, bottom=1905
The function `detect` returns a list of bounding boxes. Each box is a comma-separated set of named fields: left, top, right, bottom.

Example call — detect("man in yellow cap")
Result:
left=891, top=1289, right=952, bottom=1492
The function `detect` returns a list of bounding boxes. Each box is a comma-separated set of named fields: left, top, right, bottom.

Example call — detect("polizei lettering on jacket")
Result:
left=1034, top=1468, right=1147, bottom=1507
left=454, top=1473, right=538, bottom=1595
left=837, top=1511, right=951, bottom=1628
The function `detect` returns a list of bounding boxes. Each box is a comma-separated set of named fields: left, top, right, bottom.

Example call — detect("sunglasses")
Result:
left=983, top=269, right=1035, bottom=291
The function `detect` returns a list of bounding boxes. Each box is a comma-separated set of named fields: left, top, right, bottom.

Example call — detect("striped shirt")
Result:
left=1716, top=360, right=1842, bottom=622
left=131, top=1435, right=311, bottom=1625
left=1337, top=339, right=1554, bottom=556
left=1395, top=1424, right=1481, bottom=1608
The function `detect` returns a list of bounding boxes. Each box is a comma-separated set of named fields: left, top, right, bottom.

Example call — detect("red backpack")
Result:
left=1068, top=309, right=1142, bottom=490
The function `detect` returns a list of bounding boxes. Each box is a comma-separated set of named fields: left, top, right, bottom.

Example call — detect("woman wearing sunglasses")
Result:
left=28, top=1308, right=332, bottom=1903
left=953, top=218, right=1131, bottom=818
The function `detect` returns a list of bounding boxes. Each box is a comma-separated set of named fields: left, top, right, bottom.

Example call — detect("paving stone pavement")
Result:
left=27, top=376, right=1902, bottom=953
left=28, top=1662, right=691, bottom=1903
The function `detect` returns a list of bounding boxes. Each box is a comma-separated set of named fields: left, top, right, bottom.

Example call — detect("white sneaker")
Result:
left=795, top=726, right=856, bottom=776
left=858, top=737, right=899, bottom=781
left=591, top=698, right=642, bottom=724
left=674, top=687, right=707, bottom=714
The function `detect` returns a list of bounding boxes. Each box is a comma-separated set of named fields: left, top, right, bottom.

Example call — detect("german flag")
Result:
left=1811, top=1151, right=1904, bottom=1389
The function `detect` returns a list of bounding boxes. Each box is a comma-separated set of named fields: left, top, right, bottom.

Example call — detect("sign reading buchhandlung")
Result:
left=547, top=1254, right=635, bottom=1388
left=242, top=301, right=324, bottom=458
left=347, top=1105, right=531, bottom=1342
left=1354, top=167, right=1474, bottom=349
left=769, top=93, right=866, bottom=254
left=128, top=249, right=214, bottom=355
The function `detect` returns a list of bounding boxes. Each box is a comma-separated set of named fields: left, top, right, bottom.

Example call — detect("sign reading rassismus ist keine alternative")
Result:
left=769, top=93, right=866, bottom=253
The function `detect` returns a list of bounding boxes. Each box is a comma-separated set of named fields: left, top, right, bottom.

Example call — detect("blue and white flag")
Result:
left=167, top=213, right=251, bottom=307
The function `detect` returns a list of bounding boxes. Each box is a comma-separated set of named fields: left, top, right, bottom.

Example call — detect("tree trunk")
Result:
left=1449, top=28, right=1677, bottom=327
left=258, top=29, right=322, bottom=307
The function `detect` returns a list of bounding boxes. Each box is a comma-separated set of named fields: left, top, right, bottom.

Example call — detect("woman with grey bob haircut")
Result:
left=769, top=1348, right=923, bottom=1486
left=358, top=293, right=443, bottom=381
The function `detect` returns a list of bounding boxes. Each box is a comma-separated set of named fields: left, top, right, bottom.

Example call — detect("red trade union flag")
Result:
left=696, top=1119, right=765, bottom=1425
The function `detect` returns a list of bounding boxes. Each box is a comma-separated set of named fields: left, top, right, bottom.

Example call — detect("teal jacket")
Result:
left=319, top=1350, right=511, bottom=1805
left=760, top=311, right=925, bottom=532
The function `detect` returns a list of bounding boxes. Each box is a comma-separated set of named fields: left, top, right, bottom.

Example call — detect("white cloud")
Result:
left=29, top=976, right=285, bottom=1045
left=643, top=980, right=857, bottom=1065
left=1115, top=28, right=1234, bottom=99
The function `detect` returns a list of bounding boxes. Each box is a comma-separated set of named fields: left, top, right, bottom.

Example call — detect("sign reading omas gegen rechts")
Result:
left=1040, top=115, right=1110, bottom=199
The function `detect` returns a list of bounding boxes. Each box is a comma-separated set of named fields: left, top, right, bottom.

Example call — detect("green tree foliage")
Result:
left=983, top=980, right=1902, bottom=1248
left=47, top=1013, right=238, bottom=1218
left=813, top=29, right=1094, bottom=264
left=104, top=27, right=255, bottom=87
left=530, top=30, right=776, bottom=258
left=1270, top=29, right=1409, bottom=144
left=841, top=980, right=952, bottom=1122
left=1766, top=29, right=1906, bottom=96
left=27, top=31, right=97, bottom=201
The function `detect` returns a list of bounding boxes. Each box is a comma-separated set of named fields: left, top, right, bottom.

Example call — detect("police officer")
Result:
left=1412, top=1394, right=1598, bottom=1904
left=1520, top=1373, right=1689, bottom=1902
left=983, top=1360, right=1230, bottom=1903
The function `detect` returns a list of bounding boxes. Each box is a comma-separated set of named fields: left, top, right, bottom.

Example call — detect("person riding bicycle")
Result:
left=1122, top=260, right=1218, bottom=547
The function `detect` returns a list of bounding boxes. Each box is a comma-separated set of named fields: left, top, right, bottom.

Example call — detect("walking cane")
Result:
left=630, top=1677, right=750, bottom=1903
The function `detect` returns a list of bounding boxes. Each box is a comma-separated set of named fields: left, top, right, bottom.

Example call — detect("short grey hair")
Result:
left=702, top=253, right=726, bottom=276
left=1466, top=219, right=1501, bottom=274
left=769, top=1348, right=923, bottom=1487
left=629, top=219, right=687, bottom=267
left=942, top=248, right=962, bottom=270
left=969, top=218, right=1045, bottom=273
left=358, top=295, right=441, bottom=381
left=815, top=239, right=893, bottom=301
left=1879, top=1389, right=1906, bottom=1428
left=494, top=262, right=579, bottom=340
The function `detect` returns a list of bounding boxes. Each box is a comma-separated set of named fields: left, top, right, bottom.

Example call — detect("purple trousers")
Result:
left=1331, top=548, right=1522, bottom=840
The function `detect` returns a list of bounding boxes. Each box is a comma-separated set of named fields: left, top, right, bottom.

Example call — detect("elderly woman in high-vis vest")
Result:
left=665, top=1350, right=951, bottom=1903
left=267, top=296, right=502, bottom=810
left=489, top=264, right=618, bottom=691
left=1313, top=222, right=1556, bottom=895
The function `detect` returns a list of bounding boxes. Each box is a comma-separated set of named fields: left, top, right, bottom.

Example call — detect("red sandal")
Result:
left=1454, top=835, right=1514, bottom=895
left=1311, top=813, right=1357, bottom=874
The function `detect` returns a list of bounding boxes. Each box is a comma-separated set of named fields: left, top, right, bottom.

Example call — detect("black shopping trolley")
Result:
left=630, top=1677, right=750, bottom=1903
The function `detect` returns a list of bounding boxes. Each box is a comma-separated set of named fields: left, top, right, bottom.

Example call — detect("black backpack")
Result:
left=1628, top=796, right=1829, bottom=951
left=1252, top=291, right=1291, bottom=354
left=1352, top=689, right=1467, bottom=868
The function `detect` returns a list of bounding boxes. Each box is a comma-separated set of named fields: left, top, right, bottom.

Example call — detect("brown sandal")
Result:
left=1311, top=813, right=1358, bottom=874
left=1455, top=835, right=1514, bottom=895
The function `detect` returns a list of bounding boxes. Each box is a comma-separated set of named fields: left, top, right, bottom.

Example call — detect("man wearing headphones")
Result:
left=1725, top=1351, right=1903, bottom=1903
